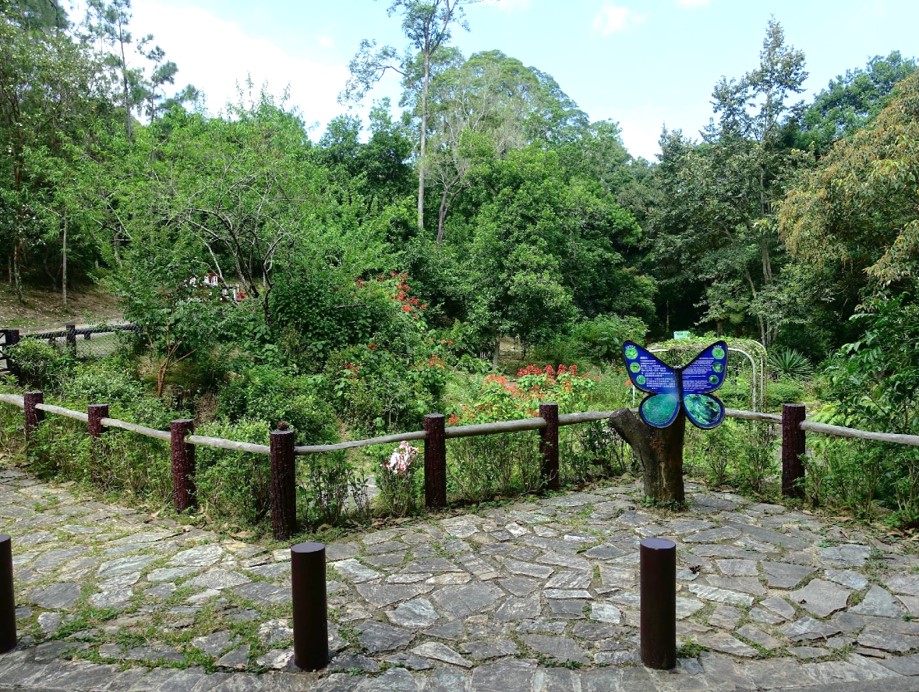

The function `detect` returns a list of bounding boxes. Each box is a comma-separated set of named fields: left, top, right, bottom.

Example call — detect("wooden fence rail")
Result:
left=3, top=391, right=919, bottom=538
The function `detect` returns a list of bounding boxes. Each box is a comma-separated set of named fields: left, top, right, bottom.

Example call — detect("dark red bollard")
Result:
left=291, top=541, right=328, bottom=671
left=424, top=414, right=446, bottom=510
left=23, top=391, right=44, bottom=442
left=88, top=404, right=109, bottom=439
left=539, top=402, right=560, bottom=491
left=640, top=537, right=676, bottom=670
left=171, top=419, right=196, bottom=512
left=782, top=403, right=806, bottom=499
left=0, top=534, right=15, bottom=653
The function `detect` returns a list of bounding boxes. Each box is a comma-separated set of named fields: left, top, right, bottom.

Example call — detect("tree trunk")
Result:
left=608, top=408, right=686, bottom=507
left=417, top=56, right=430, bottom=233
left=62, top=218, right=68, bottom=309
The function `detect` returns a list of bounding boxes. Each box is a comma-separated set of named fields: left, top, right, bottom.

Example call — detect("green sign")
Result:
left=673, top=331, right=691, bottom=340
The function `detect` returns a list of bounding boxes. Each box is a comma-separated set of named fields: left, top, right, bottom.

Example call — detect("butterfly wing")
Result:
left=623, top=342, right=681, bottom=428
left=623, top=342, right=677, bottom=394
left=640, top=392, right=681, bottom=428
left=681, top=341, right=728, bottom=395
left=683, top=393, right=725, bottom=429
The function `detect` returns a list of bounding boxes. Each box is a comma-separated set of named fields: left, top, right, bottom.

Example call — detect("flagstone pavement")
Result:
left=4, top=465, right=919, bottom=690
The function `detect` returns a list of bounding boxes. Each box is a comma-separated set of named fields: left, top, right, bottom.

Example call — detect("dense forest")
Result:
left=3, top=0, right=919, bottom=525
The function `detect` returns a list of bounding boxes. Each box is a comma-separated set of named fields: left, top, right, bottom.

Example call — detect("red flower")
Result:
left=402, top=304, right=412, bottom=312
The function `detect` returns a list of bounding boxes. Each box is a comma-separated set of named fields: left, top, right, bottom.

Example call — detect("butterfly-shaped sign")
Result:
left=622, top=341, right=728, bottom=429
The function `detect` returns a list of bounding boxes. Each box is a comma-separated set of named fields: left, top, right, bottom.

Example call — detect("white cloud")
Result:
left=592, top=3, right=644, bottom=36
left=482, top=0, right=532, bottom=12
left=129, top=2, right=349, bottom=134
left=316, top=35, right=335, bottom=49
left=676, top=0, right=710, bottom=8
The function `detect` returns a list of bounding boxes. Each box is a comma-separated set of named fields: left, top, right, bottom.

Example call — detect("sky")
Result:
left=125, top=0, right=919, bottom=161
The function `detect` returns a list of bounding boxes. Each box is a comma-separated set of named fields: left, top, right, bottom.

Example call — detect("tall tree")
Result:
left=341, top=0, right=475, bottom=233
left=648, top=19, right=807, bottom=345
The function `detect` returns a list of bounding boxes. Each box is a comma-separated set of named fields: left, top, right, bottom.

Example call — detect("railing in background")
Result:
left=0, top=324, right=141, bottom=375
left=2, top=391, right=918, bottom=540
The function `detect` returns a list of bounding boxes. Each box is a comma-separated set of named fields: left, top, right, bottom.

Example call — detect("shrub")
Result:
left=195, top=418, right=273, bottom=527
left=7, top=339, right=74, bottom=391
left=765, top=379, right=806, bottom=410
left=218, top=365, right=338, bottom=444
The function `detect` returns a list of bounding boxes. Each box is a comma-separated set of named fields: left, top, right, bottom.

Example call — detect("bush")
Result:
left=447, top=433, right=541, bottom=502
left=529, top=315, right=648, bottom=367
left=765, top=378, right=806, bottom=410
left=7, top=339, right=74, bottom=391
left=195, top=418, right=273, bottom=527
left=218, top=365, right=338, bottom=444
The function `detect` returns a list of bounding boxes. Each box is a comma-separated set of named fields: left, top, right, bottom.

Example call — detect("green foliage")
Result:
left=6, top=340, right=74, bottom=390
left=194, top=418, right=272, bottom=527
left=765, top=379, right=806, bottom=409
left=447, top=433, right=541, bottom=502
left=767, top=348, right=813, bottom=380
left=218, top=365, right=338, bottom=445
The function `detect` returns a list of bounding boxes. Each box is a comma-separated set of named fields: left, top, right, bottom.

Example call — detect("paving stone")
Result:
left=715, top=558, right=758, bottom=576
left=791, top=579, right=853, bottom=618
left=783, top=616, right=844, bottom=642
left=789, top=646, right=833, bottom=659
left=169, top=545, right=223, bottom=568
left=708, top=604, right=742, bottom=630
left=29, top=582, right=81, bottom=609
left=215, top=645, right=250, bottom=670
left=736, top=623, right=782, bottom=650
left=687, top=583, right=754, bottom=607
left=544, top=588, right=592, bottom=599
left=852, top=585, right=906, bottom=618
left=357, top=621, right=414, bottom=653
left=355, top=582, right=432, bottom=608
left=590, top=602, right=622, bottom=624
left=819, top=544, right=872, bottom=568
left=411, top=641, right=472, bottom=668
left=147, top=566, right=200, bottom=582
left=704, top=575, right=767, bottom=596
left=522, top=634, right=588, bottom=664
left=258, top=619, right=292, bottom=647
left=429, top=583, right=503, bottom=618
left=187, top=569, right=250, bottom=591
left=826, top=569, right=870, bottom=590
left=462, top=638, right=518, bottom=660
left=332, top=559, right=380, bottom=583
left=858, top=625, right=919, bottom=653
left=494, top=594, right=541, bottom=622
left=386, top=597, right=439, bottom=628
left=97, top=554, right=157, bottom=578
left=193, top=631, right=234, bottom=657
left=696, top=631, right=758, bottom=657
left=886, top=574, right=919, bottom=597
left=675, top=596, right=705, bottom=619
left=548, top=598, right=589, bottom=618
left=230, top=581, right=288, bottom=605
left=255, top=649, right=293, bottom=670
left=498, top=575, right=539, bottom=597
left=762, top=561, right=815, bottom=589
left=328, top=652, right=380, bottom=673
left=803, top=653, right=897, bottom=684
left=546, top=570, right=591, bottom=589
left=683, top=526, right=742, bottom=542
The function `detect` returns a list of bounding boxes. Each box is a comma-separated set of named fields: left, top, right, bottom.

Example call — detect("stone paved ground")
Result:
left=4, top=466, right=919, bottom=691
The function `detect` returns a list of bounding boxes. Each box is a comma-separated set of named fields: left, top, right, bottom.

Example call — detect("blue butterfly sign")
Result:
left=622, top=341, right=728, bottom=430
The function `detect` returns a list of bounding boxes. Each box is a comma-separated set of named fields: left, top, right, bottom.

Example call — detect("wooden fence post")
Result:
left=539, top=402, right=560, bottom=491
left=171, top=419, right=196, bottom=512
left=88, top=404, right=109, bottom=438
left=270, top=428, right=297, bottom=539
left=23, top=391, right=44, bottom=442
left=424, top=414, right=447, bottom=510
left=782, top=404, right=806, bottom=499
left=65, top=323, right=77, bottom=355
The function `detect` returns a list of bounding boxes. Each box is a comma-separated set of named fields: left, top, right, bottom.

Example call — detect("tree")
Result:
left=792, top=51, right=916, bottom=155
left=647, top=19, right=807, bottom=345
left=341, top=0, right=476, bottom=233
left=0, top=4, right=105, bottom=302
left=425, top=50, right=589, bottom=242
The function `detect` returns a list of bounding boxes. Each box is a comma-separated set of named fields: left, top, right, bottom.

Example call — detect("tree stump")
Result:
left=608, top=408, right=686, bottom=507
